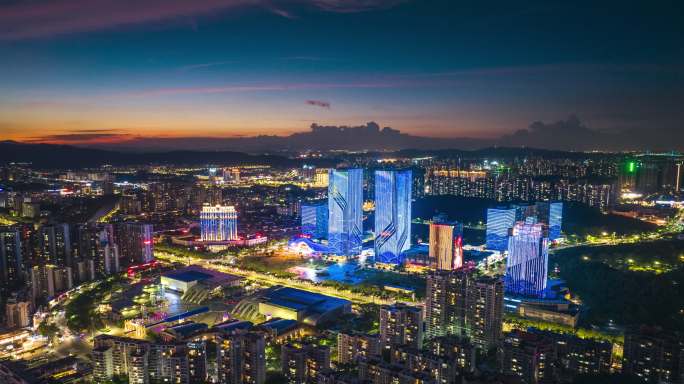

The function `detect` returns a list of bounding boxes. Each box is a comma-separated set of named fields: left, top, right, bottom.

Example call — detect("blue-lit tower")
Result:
left=504, top=219, right=549, bottom=298
left=328, top=168, right=363, bottom=256
left=548, top=202, right=563, bottom=241
left=301, top=201, right=329, bottom=239
left=200, top=204, right=238, bottom=242
left=485, top=207, right=516, bottom=251
left=374, top=170, right=412, bottom=264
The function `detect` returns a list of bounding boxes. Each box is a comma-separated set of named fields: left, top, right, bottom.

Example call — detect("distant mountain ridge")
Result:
left=84, top=122, right=491, bottom=152
left=0, top=141, right=309, bottom=169
left=0, top=139, right=617, bottom=170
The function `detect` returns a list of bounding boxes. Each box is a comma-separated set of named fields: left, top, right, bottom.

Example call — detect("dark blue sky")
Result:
left=1, top=0, right=683, bottom=149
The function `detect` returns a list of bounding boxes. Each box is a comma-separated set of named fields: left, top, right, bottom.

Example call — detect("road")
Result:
left=154, top=251, right=394, bottom=305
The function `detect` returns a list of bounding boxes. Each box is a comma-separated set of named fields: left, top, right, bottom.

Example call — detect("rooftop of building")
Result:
left=162, top=270, right=213, bottom=283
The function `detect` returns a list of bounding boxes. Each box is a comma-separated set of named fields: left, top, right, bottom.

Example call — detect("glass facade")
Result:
left=504, top=220, right=549, bottom=298
left=328, top=169, right=363, bottom=256
left=301, top=201, right=328, bottom=239
left=548, top=202, right=563, bottom=241
left=200, top=205, right=238, bottom=242
left=486, top=208, right=516, bottom=251
left=374, top=170, right=412, bottom=264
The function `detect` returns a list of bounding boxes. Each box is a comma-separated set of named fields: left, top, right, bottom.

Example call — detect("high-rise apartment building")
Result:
left=425, top=270, right=504, bottom=350
left=37, top=223, right=71, bottom=267
left=379, top=303, right=423, bottom=350
left=337, top=332, right=380, bottom=364
left=505, top=219, right=549, bottom=298
left=4, top=299, right=31, bottom=328
left=93, top=335, right=194, bottom=384
left=281, top=342, right=330, bottom=384
left=0, top=228, right=22, bottom=287
left=328, top=169, right=363, bottom=256
left=117, top=223, right=153, bottom=266
left=623, top=326, right=684, bottom=384
left=200, top=204, right=238, bottom=242
left=374, top=170, right=412, bottom=265
left=30, top=264, right=73, bottom=300
left=217, top=331, right=266, bottom=384
left=500, top=329, right=557, bottom=384
left=428, top=221, right=463, bottom=270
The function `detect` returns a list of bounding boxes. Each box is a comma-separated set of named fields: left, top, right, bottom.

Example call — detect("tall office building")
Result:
left=379, top=303, right=423, bottom=350
left=428, top=221, right=463, bottom=270
left=548, top=202, right=563, bottom=241
left=300, top=201, right=329, bottom=239
left=534, top=201, right=563, bottom=241
left=0, top=228, right=22, bottom=287
left=328, top=168, right=363, bottom=256
left=374, top=170, right=412, bottom=265
left=200, top=205, right=238, bottom=242
left=505, top=220, right=549, bottom=298
left=117, top=223, right=154, bottom=266
left=425, top=270, right=504, bottom=350
left=486, top=207, right=516, bottom=251
left=375, top=170, right=413, bottom=264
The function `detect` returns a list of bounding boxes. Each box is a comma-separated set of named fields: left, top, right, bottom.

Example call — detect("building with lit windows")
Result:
left=281, top=342, right=330, bottom=384
left=374, top=170, right=412, bottom=265
left=117, top=223, right=154, bottom=265
left=200, top=204, right=238, bottom=242
left=623, top=326, right=684, bottom=384
left=425, top=269, right=504, bottom=350
left=486, top=207, right=516, bottom=252
left=500, top=329, right=557, bottom=384
left=505, top=219, right=549, bottom=298
left=428, top=221, right=463, bottom=270
left=0, top=229, right=22, bottom=287
left=300, top=201, right=328, bottom=239
left=379, top=303, right=423, bottom=350
left=328, top=168, right=363, bottom=256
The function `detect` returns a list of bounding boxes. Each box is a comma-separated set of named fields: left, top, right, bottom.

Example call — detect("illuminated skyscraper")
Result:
left=328, top=168, right=363, bottom=256
left=200, top=204, right=238, bottom=242
left=429, top=221, right=463, bottom=270
left=505, top=219, right=549, bottom=298
left=486, top=207, right=516, bottom=251
left=300, top=201, right=328, bottom=239
left=374, top=170, right=412, bottom=264
left=548, top=202, right=563, bottom=241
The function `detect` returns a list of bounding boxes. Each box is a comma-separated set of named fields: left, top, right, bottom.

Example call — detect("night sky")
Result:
left=1, top=0, right=683, bottom=150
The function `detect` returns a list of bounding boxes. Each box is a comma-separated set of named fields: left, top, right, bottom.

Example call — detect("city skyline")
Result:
left=1, top=3, right=683, bottom=384
left=1, top=1, right=684, bottom=150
